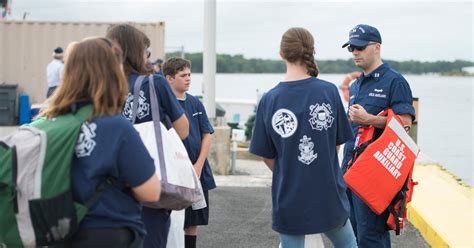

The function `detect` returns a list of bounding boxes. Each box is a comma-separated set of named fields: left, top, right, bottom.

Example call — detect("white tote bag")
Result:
left=166, top=210, right=185, bottom=248
left=131, top=75, right=204, bottom=210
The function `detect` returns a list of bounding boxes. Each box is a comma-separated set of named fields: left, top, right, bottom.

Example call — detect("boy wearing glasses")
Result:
left=341, top=24, right=416, bottom=248
left=163, top=57, right=216, bottom=248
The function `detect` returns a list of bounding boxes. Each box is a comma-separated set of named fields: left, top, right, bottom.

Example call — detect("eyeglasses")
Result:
left=347, top=43, right=377, bottom=52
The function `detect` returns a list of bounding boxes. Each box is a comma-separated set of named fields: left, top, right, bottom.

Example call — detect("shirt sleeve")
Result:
left=59, top=64, right=65, bottom=81
left=249, top=96, right=276, bottom=159
left=334, top=86, right=354, bottom=145
left=153, top=75, right=185, bottom=122
left=390, top=78, right=416, bottom=121
left=196, top=98, right=214, bottom=134
left=117, top=122, right=156, bottom=188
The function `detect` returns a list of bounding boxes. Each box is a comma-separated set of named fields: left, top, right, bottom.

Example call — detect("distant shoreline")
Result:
left=166, top=52, right=474, bottom=76
left=191, top=72, right=474, bottom=77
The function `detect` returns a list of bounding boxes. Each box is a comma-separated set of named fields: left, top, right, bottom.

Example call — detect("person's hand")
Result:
left=349, top=104, right=373, bottom=125
left=194, top=161, right=204, bottom=178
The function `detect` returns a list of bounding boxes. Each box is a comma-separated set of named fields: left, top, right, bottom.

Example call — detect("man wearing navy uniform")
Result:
left=341, top=24, right=416, bottom=247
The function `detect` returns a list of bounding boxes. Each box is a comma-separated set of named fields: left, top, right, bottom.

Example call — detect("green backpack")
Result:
left=0, top=105, right=112, bottom=247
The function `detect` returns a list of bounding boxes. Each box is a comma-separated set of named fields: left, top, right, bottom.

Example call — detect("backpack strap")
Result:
left=72, top=104, right=94, bottom=123
left=84, top=177, right=117, bottom=209
left=6, top=145, right=19, bottom=214
left=0, top=182, right=7, bottom=192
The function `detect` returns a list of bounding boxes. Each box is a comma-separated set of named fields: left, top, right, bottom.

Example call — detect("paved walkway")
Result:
left=199, top=159, right=429, bottom=248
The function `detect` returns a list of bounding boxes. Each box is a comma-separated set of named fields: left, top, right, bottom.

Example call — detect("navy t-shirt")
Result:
left=249, top=77, right=354, bottom=235
left=71, top=112, right=156, bottom=235
left=124, top=73, right=184, bottom=124
left=179, top=93, right=216, bottom=191
left=341, top=63, right=416, bottom=171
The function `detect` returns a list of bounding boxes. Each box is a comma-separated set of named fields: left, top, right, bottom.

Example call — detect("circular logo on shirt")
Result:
left=272, top=108, right=298, bottom=138
left=309, top=103, right=334, bottom=131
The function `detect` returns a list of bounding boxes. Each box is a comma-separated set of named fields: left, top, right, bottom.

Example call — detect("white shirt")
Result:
left=46, top=59, right=64, bottom=87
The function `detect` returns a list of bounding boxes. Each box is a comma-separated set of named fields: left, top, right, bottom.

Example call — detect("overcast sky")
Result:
left=8, top=0, right=474, bottom=61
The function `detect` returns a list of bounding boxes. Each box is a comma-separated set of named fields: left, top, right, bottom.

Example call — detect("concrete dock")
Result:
left=199, top=159, right=430, bottom=247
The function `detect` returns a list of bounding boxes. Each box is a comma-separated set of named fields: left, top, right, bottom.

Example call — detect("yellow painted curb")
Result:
left=408, top=164, right=474, bottom=247
left=408, top=204, right=449, bottom=248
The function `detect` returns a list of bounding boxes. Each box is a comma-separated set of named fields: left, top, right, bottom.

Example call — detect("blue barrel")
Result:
left=19, top=93, right=31, bottom=125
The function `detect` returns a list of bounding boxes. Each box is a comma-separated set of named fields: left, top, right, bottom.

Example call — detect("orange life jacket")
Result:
left=344, top=109, right=420, bottom=235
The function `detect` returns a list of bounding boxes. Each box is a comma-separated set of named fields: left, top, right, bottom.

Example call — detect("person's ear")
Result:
left=166, top=75, right=174, bottom=83
left=375, top=43, right=381, bottom=53
left=279, top=50, right=285, bottom=60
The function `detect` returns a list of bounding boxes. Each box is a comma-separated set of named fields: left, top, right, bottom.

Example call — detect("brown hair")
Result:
left=163, top=57, right=191, bottom=77
left=280, top=27, right=319, bottom=77
left=39, top=38, right=128, bottom=118
left=106, top=24, right=152, bottom=76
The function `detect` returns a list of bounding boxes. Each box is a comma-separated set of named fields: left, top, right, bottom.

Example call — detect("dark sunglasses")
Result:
left=347, top=43, right=377, bottom=52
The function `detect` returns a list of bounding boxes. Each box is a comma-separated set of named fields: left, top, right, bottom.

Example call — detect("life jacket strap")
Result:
left=387, top=174, right=410, bottom=235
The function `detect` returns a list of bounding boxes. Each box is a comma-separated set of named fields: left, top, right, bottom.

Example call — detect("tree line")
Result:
left=165, top=52, right=474, bottom=75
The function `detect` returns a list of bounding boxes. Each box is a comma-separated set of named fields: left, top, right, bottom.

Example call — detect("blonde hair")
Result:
left=39, top=37, right=128, bottom=118
left=63, top=41, right=79, bottom=63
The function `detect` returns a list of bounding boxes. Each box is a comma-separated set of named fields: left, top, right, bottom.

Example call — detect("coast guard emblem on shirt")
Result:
left=75, top=122, right=97, bottom=157
left=123, top=91, right=150, bottom=121
left=272, top=108, right=298, bottom=138
left=298, top=135, right=318, bottom=165
left=309, top=103, right=334, bottom=131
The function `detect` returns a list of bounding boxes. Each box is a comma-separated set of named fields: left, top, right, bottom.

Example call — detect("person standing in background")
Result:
left=153, top=58, right=164, bottom=75
left=163, top=57, right=216, bottom=248
left=106, top=23, right=189, bottom=248
left=46, top=47, right=64, bottom=98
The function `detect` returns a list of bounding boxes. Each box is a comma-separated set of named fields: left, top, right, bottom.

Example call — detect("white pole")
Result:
left=203, top=0, right=216, bottom=119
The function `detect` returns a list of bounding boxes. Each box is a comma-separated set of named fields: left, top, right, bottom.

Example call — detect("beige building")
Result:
left=0, top=20, right=165, bottom=104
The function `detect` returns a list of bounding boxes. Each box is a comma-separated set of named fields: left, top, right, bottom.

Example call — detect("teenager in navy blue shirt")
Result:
left=39, top=38, right=161, bottom=247
left=163, top=57, right=216, bottom=248
left=341, top=24, right=416, bottom=248
left=249, top=27, right=357, bottom=248
left=106, top=24, right=189, bottom=248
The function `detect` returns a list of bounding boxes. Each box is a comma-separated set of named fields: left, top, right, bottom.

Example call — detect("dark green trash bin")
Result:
left=0, top=84, right=18, bottom=125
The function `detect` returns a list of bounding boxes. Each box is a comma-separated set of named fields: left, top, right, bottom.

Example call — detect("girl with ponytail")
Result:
left=249, top=27, right=358, bottom=248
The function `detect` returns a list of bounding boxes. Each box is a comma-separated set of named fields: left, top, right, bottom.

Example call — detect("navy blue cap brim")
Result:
left=342, top=38, right=370, bottom=48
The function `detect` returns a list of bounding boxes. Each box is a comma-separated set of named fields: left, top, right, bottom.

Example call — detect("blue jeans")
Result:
left=279, top=219, right=357, bottom=248
left=350, top=191, right=391, bottom=248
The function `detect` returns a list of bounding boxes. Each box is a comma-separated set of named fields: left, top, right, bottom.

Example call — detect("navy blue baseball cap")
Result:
left=53, top=47, right=64, bottom=54
left=342, top=24, right=382, bottom=48
left=153, top=58, right=163, bottom=65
